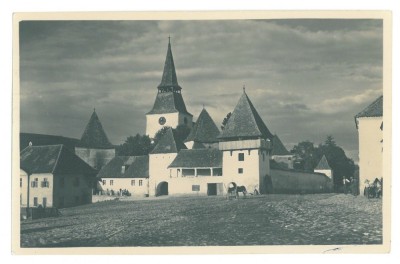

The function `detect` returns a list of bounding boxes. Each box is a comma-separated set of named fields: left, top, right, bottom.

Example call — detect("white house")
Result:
left=20, top=145, right=97, bottom=208
left=97, top=155, right=149, bottom=197
left=355, top=95, right=383, bottom=195
left=314, top=154, right=332, bottom=179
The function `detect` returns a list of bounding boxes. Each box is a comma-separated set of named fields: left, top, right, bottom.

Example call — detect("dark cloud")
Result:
left=19, top=19, right=383, bottom=162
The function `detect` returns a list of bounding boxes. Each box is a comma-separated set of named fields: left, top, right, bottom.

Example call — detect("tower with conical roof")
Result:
left=185, top=108, right=220, bottom=149
left=146, top=38, right=193, bottom=138
left=218, top=88, right=273, bottom=194
left=75, top=109, right=116, bottom=171
left=314, top=154, right=332, bottom=179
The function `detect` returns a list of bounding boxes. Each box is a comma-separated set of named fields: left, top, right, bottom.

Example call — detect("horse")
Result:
left=227, top=182, right=247, bottom=199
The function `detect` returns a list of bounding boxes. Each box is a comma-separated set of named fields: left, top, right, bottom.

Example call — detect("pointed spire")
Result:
left=185, top=108, right=220, bottom=143
left=80, top=110, right=113, bottom=149
left=218, top=90, right=273, bottom=141
left=158, top=38, right=181, bottom=91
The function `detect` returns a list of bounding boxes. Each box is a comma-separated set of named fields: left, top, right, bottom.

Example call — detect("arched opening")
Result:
left=156, top=181, right=169, bottom=196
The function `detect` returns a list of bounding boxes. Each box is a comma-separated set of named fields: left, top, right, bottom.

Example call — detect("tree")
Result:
left=221, top=112, right=232, bottom=130
left=116, top=134, right=152, bottom=156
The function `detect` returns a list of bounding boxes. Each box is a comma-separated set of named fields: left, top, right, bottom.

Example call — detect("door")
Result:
left=207, top=183, right=217, bottom=196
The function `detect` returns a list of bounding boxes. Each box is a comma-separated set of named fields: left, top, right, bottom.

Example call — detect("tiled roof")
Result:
left=98, top=155, right=149, bottom=179
left=315, top=155, right=331, bottom=170
left=271, top=134, right=290, bottom=156
left=146, top=91, right=192, bottom=116
left=79, top=110, right=113, bottom=149
left=218, top=91, right=273, bottom=140
left=150, top=127, right=187, bottom=154
left=355, top=95, right=383, bottom=118
left=20, top=145, right=97, bottom=175
left=192, top=141, right=206, bottom=149
left=158, top=40, right=181, bottom=91
left=20, top=132, right=79, bottom=152
left=185, top=108, right=220, bottom=143
left=168, top=148, right=223, bottom=168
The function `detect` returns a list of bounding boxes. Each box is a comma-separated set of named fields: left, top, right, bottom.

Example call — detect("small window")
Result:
left=192, top=185, right=200, bottom=191
left=132, top=180, right=135, bottom=186
left=33, top=197, right=38, bottom=207
left=238, top=168, right=243, bottom=174
left=20, top=178, right=22, bottom=187
left=110, top=180, right=114, bottom=186
left=31, top=178, right=38, bottom=188
left=42, top=197, right=47, bottom=208
left=139, top=180, right=143, bottom=186
left=238, top=153, right=244, bottom=161
left=41, top=178, right=49, bottom=188
left=102, top=180, right=106, bottom=186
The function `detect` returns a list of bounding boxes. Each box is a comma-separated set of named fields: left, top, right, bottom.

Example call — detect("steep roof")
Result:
left=20, top=145, right=97, bottom=175
left=185, top=108, right=220, bottom=143
left=355, top=95, right=383, bottom=118
left=315, top=155, right=331, bottom=170
left=218, top=91, right=273, bottom=140
left=146, top=91, right=192, bottom=116
left=20, top=132, right=79, bottom=152
left=271, top=134, right=290, bottom=156
left=150, top=127, right=187, bottom=154
left=79, top=110, right=113, bottom=149
left=168, top=148, right=223, bottom=168
left=192, top=141, right=206, bottom=149
left=158, top=39, right=181, bottom=91
left=98, top=155, right=149, bottom=179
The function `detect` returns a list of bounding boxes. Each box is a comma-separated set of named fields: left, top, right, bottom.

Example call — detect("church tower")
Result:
left=146, top=38, right=193, bottom=138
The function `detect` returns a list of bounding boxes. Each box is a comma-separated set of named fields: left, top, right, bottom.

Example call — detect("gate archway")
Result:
left=156, top=181, right=168, bottom=196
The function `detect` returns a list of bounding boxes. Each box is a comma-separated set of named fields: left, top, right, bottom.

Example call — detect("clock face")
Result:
left=159, top=116, right=166, bottom=125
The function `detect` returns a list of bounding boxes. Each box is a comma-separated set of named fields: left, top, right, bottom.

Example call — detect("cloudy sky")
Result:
left=19, top=19, right=383, bottom=162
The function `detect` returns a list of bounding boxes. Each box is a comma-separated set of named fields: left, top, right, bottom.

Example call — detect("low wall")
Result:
left=270, top=169, right=333, bottom=194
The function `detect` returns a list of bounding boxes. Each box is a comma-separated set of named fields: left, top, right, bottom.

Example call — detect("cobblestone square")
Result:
left=20, top=194, right=382, bottom=247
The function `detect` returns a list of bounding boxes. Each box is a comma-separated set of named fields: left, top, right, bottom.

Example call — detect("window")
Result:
left=73, top=177, right=80, bottom=187
left=41, top=178, right=49, bottom=188
left=238, top=168, right=243, bottom=174
left=42, top=197, right=47, bottom=208
left=121, top=165, right=129, bottom=174
left=192, top=185, right=200, bottom=191
left=139, top=180, right=143, bottom=186
left=238, top=153, right=244, bottom=161
left=102, top=180, right=106, bottom=186
left=33, top=197, right=38, bottom=207
left=110, top=180, right=114, bottom=186
left=131, top=180, right=135, bottom=186
left=20, top=178, right=22, bottom=187
left=31, top=178, right=38, bottom=188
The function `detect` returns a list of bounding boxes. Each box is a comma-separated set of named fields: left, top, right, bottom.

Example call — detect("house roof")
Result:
left=146, top=91, right=192, bottom=116
left=20, top=132, right=80, bottom=152
left=98, top=155, right=149, bottom=179
left=185, top=108, right=220, bottom=143
left=218, top=91, right=273, bottom=140
left=355, top=95, right=383, bottom=118
left=168, top=148, right=223, bottom=168
left=192, top=141, right=206, bottom=149
left=271, top=134, right=290, bottom=156
left=158, top=39, right=181, bottom=91
left=315, top=155, right=331, bottom=170
left=20, top=145, right=97, bottom=175
left=79, top=110, right=114, bottom=149
left=150, top=127, right=187, bottom=154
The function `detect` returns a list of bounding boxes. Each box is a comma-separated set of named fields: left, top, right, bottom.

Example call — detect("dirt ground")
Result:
left=20, top=194, right=382, bottom=247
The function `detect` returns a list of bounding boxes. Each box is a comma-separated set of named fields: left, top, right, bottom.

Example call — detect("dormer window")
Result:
left=121, top=165, right=129, bottom=174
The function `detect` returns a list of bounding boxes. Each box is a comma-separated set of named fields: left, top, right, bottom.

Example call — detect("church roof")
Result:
left=98, top=155, right=149, bottom=179
left=150, top=127, right=187, bottom=154
left=146, top=91, right=192, bottom=116
left=315, top=155, right=331, bottom=170
left=20, top=145, right=97, bottom=175
left=271, top=134, right=290, bottom=156
left=20, top=132, right=79, bottom=152
left=79, top=110, right=113, bottom=149
left=158, top=39, right=181, bottom=91
left=355, top=95, right=383, bottom=118
left=185, top=108, right=220, bottom=143
left=168, top=148, right=222, bottom=168
left=218, top=91, right=273, bottom=140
